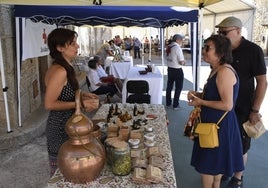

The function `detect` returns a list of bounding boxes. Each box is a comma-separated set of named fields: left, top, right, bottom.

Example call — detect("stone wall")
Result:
left=20, top=58, right=42, bottom=122
left=0, top=5, right=50, bottom=129
left=0, top=5, right=17, bottom=129
left=254, top=0, right=268, bottom=55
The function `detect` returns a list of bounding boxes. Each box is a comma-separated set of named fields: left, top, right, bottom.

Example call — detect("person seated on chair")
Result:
left=93, top=55, right=123, bottom=94
left=87, top=58, right=118, bottom=102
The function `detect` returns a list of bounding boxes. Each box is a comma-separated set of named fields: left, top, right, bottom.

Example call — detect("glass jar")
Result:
left=111, top=141, right=131, bottom=176
left=104, top=137, right=119, bottom=165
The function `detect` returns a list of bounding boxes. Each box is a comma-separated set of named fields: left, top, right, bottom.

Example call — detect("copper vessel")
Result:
left=58, top=90, right=106, bottom=184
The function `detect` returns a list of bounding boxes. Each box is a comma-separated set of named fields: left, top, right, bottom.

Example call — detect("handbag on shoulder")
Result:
left=195, top=111, right=228, bottom=148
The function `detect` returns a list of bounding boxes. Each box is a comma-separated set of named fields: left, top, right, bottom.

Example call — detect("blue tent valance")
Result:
left=14, top=5, right=198, bottom=28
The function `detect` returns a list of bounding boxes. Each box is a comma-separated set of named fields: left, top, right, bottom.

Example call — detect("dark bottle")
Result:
left=133, top=104, right=138, bottom=116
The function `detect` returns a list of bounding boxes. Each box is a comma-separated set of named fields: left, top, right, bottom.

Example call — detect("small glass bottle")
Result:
left=111, top=141, right=131, bottom=176
left=133, top=104, right=138, bottom=116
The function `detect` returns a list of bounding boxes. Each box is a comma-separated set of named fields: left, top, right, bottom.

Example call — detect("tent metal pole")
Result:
left=148, top=27, right=152, bottom=63
left=197, top=8, right=203, bottom=91
left=15, top=17, right=22, bottom=127
left=0, top=38, right=12, bottom=132
left=160, top=28, right=164, bottom=68
left=192, top=22, right=198, bottom=91
left=141, top=33, right=145, bottom=65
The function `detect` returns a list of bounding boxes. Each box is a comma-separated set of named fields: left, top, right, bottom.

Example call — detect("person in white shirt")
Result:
left=87, top=58, right=118, bottom=102
left=94, top=55, right=123, bottom=94
left=166, top=34, right=185, bottom=110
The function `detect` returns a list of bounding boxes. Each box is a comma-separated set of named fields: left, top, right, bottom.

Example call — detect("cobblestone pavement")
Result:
left=0, top=134, right=49, bottom=188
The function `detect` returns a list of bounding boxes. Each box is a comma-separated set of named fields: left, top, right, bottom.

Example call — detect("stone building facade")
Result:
left=254, top=0, right=268, bottom=55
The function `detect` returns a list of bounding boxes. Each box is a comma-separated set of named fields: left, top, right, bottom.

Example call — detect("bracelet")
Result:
left=250, top=108, right=259, bottom=113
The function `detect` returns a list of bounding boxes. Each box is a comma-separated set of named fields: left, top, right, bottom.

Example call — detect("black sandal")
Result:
left=227, top=176, right=243, bottom=188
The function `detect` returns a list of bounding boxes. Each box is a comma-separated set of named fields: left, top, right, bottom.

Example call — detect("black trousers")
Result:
left=166, top=67, right=184, bottom=108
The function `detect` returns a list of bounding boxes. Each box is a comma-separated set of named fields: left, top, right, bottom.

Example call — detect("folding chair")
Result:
left=86, top=76, right=93, bottom=92
left=126, top=80, right=151, bottom=104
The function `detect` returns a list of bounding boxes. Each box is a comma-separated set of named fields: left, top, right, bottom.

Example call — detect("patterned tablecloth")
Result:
left=47, top=104, right=177, bottom=188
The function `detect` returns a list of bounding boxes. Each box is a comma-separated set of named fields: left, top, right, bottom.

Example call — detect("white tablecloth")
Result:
left=122, top=66, right=163, bottom=104
left=109, top=56, right=133, bottom=79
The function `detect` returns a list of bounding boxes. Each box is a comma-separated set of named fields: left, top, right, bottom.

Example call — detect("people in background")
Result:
left=154, top=35, right=160, bottom=46
left=153, top=35, right=160, bottom=54
left=166, top=34, right=185, bottom=110
left=87, top=58, right=119, bottom=102
left=144, top=36, right=150, bottom=53
left=44, top=28, right=99, bottom=176
left=96, top=40, right=114, bottom=67
left=114, top=35, right=122, bottom=47
left=216, top=16, right=267, bottom=188
left=124, top=37, right=132, bottom=52
left=93, top=55, right=122, bottom=95
left=188, top=34, right=244, bottom=188
left=133, top=37, right=141, bottom=59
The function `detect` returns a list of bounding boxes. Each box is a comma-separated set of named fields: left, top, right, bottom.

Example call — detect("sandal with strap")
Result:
left=227, top=176, right=243, bottom=188
left=221, top=175, right=229, bottom=181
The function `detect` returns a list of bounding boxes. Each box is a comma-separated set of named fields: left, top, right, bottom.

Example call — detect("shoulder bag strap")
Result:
left=216, top=111, right=228, bottom=125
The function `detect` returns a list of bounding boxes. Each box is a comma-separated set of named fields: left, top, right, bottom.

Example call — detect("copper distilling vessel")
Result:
left=58, top=90, right=106, bottom=184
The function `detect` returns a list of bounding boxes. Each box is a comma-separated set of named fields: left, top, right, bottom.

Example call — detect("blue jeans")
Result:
left=166, top=67, right=184, bottom=108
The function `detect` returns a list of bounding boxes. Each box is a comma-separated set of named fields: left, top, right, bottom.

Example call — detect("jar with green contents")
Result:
left=104, top=137, right=119, bottom=165
left=111, top=141, right=131, bottom=176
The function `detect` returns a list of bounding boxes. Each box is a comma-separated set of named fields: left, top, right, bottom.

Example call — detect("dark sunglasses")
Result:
left=203, top=44, right=213, bottom=52
left=217, top=28, right=237, bottom=36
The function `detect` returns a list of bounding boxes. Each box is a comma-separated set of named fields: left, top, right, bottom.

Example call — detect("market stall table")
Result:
left=109, top=56, right=133, bottom=79
left=47, top=104, right=176, bottom=188
left=122, top=66, right=163, bottom=104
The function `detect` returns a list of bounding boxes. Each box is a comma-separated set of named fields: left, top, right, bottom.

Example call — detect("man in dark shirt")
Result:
left=216, top=16, right=267, bottom=188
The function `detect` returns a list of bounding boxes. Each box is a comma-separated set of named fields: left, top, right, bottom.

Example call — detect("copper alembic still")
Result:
left=57, top=90, right=106, bottom=184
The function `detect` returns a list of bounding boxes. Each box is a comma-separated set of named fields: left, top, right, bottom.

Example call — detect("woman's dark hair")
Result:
left=93, top=55, right=102, bottom=62
left=47, top=28, right=79, bottom=91
left=88, top=59, right=98, bottom=69
left=204, top=34, right=233, bottom=65
left=108, top=40, right=114, bottom=45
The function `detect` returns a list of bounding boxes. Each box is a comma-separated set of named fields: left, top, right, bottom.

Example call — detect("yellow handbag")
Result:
left=195, top=111, right=228, bottom=148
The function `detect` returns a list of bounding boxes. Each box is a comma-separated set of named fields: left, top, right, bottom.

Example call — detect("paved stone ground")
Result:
left=0, top=134, right=49, bottom=188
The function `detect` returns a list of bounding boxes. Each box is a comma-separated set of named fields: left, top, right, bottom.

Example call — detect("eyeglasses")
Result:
left=217, top=28, right=237, bottom=36
left=203, top=44, right=214, bottom=52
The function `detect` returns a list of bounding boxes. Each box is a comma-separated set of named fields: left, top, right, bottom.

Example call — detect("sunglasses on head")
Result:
left=203, top=44, right=213, bottom=52
left=217, top=28, right=237, bottom=36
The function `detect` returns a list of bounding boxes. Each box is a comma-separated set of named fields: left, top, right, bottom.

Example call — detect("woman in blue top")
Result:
left=187, top=35, right=244, bottom=188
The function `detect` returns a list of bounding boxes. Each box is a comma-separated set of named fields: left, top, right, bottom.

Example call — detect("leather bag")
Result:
left=195, top=111, right=228, bottom=148
left=195, top=123, right=220, bottom=148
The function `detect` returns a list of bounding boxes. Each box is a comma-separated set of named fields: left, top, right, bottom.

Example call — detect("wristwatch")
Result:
left=250, top=108, right=259, bottom=113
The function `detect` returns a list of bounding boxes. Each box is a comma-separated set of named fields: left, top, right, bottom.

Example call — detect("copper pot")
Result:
left=58, top=90, right=106, bottom=184
left=91, top=124, right=101, bottom=141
